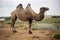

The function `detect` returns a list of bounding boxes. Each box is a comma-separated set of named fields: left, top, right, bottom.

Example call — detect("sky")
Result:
left=0, top=0, right=60, bottom=17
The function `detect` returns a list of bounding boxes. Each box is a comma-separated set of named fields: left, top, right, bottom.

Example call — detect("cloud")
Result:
left=0, top=0, right=46, bottom=8
left=0, top=7, right=12, bottom=16
left=0, top=2, right=15, bottom=7
left=0, top=0, right=60, bottom=17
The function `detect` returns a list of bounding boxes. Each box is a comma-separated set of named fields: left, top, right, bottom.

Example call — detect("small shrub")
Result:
left=54, top=34, right=60, bottom=39
left=52, top=16, right=60, bottom=18
left=5, top=17, right=11, bottom=20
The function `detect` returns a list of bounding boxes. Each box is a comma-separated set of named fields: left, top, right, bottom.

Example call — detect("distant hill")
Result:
left=52, top=16, right=60, bottom=18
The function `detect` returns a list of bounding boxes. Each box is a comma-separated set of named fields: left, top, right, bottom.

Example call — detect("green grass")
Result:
left=31, top=16, right=60, bottom=30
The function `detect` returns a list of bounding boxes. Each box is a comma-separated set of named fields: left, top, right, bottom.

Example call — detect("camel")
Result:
left=11, top=4, right=49, bottom=34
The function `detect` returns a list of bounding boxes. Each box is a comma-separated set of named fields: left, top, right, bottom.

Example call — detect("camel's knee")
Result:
left=11, top=22, right=14, bottom=27
left=11, top=20, right=15, bottom=27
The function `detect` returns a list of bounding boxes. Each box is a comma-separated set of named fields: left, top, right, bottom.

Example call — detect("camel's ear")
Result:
left=40, top=7, right=42, bottom=10
left=40, top=7, right=45, bottom=10
left=40, top=8, right=43, bottom=10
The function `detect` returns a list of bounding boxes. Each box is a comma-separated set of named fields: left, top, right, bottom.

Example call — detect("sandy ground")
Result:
left=0, top=23, right=60, bottom=40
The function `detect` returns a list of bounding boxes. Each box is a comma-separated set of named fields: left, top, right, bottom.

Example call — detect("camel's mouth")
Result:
left=46, top=8, right=49, bottom=11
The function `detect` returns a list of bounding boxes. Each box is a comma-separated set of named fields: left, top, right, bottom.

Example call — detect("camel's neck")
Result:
left=39, top=10, right=45, bottom=17
left=36, top=10, right=45, bottom=21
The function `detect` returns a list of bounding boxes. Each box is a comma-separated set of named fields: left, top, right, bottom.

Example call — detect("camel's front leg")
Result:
left=29, top=19, right=32, bottom=34
left=11, top=21, right=17, bottom=33
left=11, top=16, right=17, bottom=33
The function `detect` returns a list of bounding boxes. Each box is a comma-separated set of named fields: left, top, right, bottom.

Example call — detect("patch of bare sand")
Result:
left=0, top=23, right=60, bottom=40
left=0, top=27, right=53, bottom=40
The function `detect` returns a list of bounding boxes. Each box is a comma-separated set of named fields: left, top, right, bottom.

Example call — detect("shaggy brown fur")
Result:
left=11, top=4, right=49, bottom=34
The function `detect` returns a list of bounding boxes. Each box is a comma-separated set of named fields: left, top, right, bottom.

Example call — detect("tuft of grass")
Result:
left=32, top=36, right=39, bottom=38
left=5, top=35, right=10, bottom=38
left=15, top=24, right=24, bottom=28
left=0, top=26, right=5, bottom=28
left=54, top=34, right=60, bottom=39
left=3, top=20, right=11, bottom=24
left=24, top=27, right=28, bottom=30
left=32, top=28, right=37, bottom=30
left=32, top=27, right=38, bottom=30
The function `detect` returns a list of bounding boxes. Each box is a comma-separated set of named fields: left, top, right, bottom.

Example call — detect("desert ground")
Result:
left=0, top=16, right=60, bottom=40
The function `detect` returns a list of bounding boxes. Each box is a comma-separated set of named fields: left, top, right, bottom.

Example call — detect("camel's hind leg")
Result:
left=11, top=15, right=17, bottom=33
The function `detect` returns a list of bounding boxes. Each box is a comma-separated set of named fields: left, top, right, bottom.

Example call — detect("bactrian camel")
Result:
left=11, top=4, right=49, bottom=34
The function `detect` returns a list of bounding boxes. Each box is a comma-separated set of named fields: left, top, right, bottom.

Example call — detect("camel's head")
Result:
left=40, top=7, right=49, bottom=11
left=17, top=4, right=23, bottom=8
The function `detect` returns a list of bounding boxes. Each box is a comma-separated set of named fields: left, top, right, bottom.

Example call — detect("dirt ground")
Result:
left=0, top=23, right=60, bottom=40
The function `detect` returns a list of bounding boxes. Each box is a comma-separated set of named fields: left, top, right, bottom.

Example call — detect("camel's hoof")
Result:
left=13, top=31, right=17, bottom=33
left=29, top=32, right=32, bottom=34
